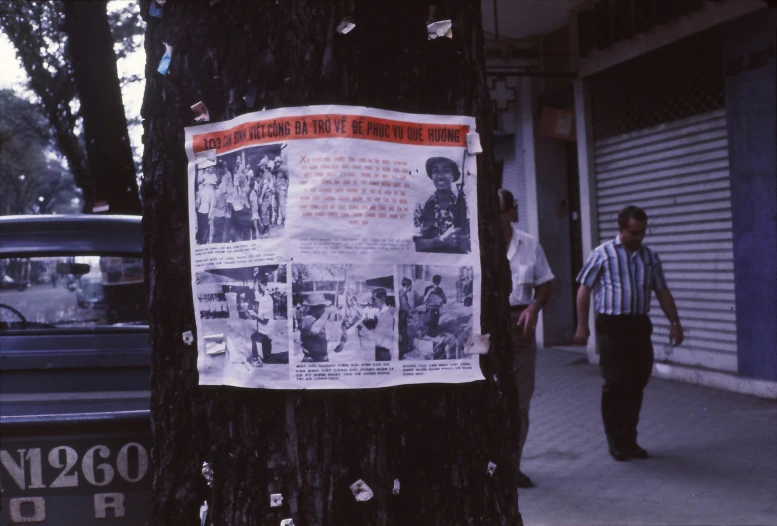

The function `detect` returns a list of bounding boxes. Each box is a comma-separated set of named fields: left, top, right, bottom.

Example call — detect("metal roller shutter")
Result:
left=593, top=109, right=738, bottom=373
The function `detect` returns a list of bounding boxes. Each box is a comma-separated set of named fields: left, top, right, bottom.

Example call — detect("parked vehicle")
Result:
left=0, top=215, right=150, bottom=525
left=1, top=275, right=28, bottom=292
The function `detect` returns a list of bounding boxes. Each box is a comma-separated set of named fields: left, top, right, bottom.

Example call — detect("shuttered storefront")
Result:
left=593, top=109, right=738, bottom=373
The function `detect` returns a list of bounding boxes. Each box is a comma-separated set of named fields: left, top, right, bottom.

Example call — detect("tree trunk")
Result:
left=141, top=1, right=521, bottom=524
left=63, top=0, right=141, bottom=214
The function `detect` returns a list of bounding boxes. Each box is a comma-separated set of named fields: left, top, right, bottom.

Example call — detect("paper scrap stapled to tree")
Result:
left=466, top=132, right=482, bottom=155
left=243, top=86, right=258, bottom=109
left=204, top=334, right=226, bottom=355
left=157, top=43, right=173, bottom=75
left=191, top=101, right=210, bottom=122
left=149, top=0, right=163, bottom=18
left=487, top=461, right=497, bottom=477
left=201, top=462, right=214, bottom=486
left=270, top=493, right=283, bottom=507
left=464, top=333, right=490, bottom=355
left=337, top=18, right=356, bottom=34
left=195, top=149, right=217, bottom=169
left=280, top=520, right=294, bottom=526
left=182, top=330, right=194, bottom=346
left=350, top=479, right=374, bottom=502
left=427, top=20, right=453, bottom=40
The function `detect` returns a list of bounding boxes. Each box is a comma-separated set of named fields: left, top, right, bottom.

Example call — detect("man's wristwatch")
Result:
left=671, top=321, right=682, bottom=328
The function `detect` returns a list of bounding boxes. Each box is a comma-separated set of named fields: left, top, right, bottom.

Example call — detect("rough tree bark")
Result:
left=141, top=1, right=521, bottom=524
left=63, top=0, right=141, bottom=214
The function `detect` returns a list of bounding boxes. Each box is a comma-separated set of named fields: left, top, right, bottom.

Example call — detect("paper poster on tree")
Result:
left=185, top=105, right=483, bottom=389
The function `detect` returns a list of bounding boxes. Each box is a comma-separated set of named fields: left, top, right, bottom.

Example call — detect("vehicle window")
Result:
left=0, top=256, right=148, bottom=331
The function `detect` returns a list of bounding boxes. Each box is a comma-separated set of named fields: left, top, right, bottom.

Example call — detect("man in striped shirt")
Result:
left=574, top=205, right=684, bottom=461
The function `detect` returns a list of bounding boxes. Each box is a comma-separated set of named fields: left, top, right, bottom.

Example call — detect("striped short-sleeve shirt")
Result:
left=576, top=235, right=667, bottom=315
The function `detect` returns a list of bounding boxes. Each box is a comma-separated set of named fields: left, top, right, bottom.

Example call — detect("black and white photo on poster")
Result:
left=291, top=264, right=396, bottom=364
left=194, top=144, right=289, bottom=245
left=195, top=264, right=290, bottom=384
left=412, top=155, right=471, bottom=254
left=397, top=264, right=474, bottom=360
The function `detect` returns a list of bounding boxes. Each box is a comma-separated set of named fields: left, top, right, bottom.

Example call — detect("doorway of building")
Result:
left=566, top=140, right=583, bottom=330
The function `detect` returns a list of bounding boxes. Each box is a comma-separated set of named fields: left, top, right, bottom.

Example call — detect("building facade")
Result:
left=485, top=0, right=777, bottom=398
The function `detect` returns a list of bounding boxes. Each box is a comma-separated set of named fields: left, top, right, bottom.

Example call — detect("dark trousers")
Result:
left=596, top=313, right=654, bottom=446
left=428, top=306, right=441, bottom=336
left=375, top=346, right=391, bottom=361
left=398, top=311, right=409, bottom=360
left=251, top=331, right=272, bottom=361
left=231, top=208, right=251, bottom=241
left=212, top=216, right=229, bottom=243
left=196, top=212, right=210, bottom=244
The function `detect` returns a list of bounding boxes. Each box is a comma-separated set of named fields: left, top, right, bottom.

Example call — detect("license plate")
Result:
left=1, top=437, right=151, bottom=525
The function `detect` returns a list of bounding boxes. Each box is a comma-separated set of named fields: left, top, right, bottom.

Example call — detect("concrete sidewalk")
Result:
left=518, top=348, right=777, bottom=526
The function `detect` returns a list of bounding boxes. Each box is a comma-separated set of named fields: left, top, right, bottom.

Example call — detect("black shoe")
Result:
left=626, top=443, right=649, bottom=459
left=517, top=471, right=534, bottom=488
left=607, top=440, right=629, bottom=462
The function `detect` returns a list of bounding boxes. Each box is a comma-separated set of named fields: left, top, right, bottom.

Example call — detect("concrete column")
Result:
left=573, top=78, right=599, bottom=364
left=521, top=76, right=576, bottom=347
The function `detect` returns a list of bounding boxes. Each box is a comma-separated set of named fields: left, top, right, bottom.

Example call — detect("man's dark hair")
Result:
left=617, top=205, right=648, bottom=229
left=432, top=275, right=442, bottom=285
left=401, top=277, right=412, bottom=287
left=499, top=189, right=516, bottom=213
left=373, top=288, right=387, bottom=302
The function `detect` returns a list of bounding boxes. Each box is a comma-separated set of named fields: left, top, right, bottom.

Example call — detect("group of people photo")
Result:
left=194, top=144, right=288, bottom=245
left=291, top=264, right=396, bottom=364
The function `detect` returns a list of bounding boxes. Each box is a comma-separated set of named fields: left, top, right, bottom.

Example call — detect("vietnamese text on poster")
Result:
left=184, top=105, right=484, bottom=389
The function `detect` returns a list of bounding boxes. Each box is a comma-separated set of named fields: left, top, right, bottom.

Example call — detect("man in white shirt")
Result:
left=248, top=281, right=275, bottom=366
left=499, top=189, right=554, bottom=488
left=366, top=288, right=395, bottom=361
left=195, top=169, right=216, bottom=245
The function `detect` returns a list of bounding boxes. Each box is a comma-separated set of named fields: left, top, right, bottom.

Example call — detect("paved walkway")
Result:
left=518, top=348, right=777, bottom=526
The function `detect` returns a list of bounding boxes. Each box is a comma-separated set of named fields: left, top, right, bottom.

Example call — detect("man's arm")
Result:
left=414, top=237, right=445, bottom=251
left=310, top=309, right=333, bottom=333
left=532, top=281, right=551, bottom=308
left=656, top=287, right=684, bottom=346
left=516, top=281, right=552, bottom=338
left=422, top=285, right=434, bottom=303
left=573, top=285, right=593, bottom=345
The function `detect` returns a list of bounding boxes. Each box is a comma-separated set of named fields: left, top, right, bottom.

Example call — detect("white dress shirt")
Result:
left=254, top=293, right=275, bottom=337
left=506, top=224, right=554, bottom=307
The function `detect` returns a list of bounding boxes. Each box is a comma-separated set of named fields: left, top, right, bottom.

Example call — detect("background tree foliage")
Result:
left=0, top=89, right=80, bottom=215
left=0, top=0, right=144, bottom=214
